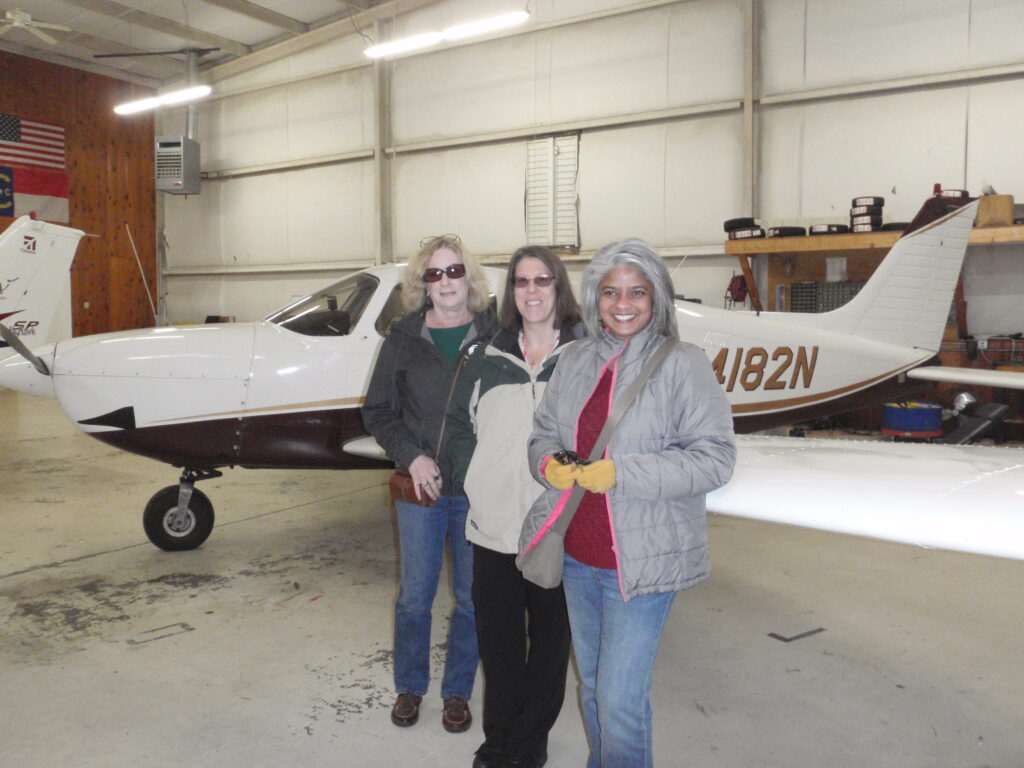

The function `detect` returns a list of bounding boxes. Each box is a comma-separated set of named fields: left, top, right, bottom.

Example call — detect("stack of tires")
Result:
left=724, top=217, right=765, bottom=240
left=850, top=196, right=885, bottom=232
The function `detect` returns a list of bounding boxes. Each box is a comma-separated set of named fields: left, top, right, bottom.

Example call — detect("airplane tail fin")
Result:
left=819, top=197, right=979, bottom=352
left=0, top=215, right=84, bottom=350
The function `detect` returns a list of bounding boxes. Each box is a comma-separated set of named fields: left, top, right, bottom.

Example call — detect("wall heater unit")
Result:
left=155, top=136, right=201, bottom=195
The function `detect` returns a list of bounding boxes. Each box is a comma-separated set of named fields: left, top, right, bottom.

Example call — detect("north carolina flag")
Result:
left=0, top=113, right=68, bottom=223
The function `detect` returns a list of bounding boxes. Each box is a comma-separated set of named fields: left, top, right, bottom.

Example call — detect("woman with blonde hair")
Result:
left=363, top=234, right=496, bottom=734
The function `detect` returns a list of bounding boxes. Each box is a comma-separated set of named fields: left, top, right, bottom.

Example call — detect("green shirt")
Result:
left=429, top=322, right=473, bottom=364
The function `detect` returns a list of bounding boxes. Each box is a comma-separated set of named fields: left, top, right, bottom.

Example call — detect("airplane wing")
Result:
left=708, top=436, right=1024, bottom=561
left=907, top=365, right=1024, bottom=390
left=346, top=430, right=1024, bottom=560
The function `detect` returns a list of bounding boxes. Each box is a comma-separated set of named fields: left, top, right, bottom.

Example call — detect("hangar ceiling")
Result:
left=0, top=0, right=429, bottom=87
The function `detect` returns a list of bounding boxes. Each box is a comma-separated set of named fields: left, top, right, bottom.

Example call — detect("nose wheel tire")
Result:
left=143, top=486, right=215, bottom=551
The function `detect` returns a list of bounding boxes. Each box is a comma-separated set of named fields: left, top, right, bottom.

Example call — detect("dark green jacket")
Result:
left=362, top=306, right=495, bottom=498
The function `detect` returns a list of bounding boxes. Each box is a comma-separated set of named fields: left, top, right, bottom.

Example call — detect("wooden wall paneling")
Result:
left=0, top=51, right=156, bottom=337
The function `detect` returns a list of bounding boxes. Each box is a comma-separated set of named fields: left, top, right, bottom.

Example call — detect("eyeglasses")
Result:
left=423, top=263, right=467, bottom=282
left=420, top=234, right=462, bottom=248
left=512, top=274, right=555, bottom=289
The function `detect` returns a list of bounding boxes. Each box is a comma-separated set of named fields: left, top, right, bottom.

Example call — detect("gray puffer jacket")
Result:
left=518, top=322, right=736, bottom=600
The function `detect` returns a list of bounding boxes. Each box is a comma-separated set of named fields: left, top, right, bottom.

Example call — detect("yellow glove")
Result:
left=576, top=459, right=616, bottom=493
left=544, top=456, right=581, bottom=490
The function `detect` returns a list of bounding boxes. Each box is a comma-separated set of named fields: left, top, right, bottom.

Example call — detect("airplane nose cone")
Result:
left=0, top=343, right=56, bottom=396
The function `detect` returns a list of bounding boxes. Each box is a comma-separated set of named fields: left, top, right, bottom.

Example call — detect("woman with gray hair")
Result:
left=518, top=238, right=736, bottom=768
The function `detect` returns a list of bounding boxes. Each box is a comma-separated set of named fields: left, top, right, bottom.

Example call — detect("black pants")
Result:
left=471, top=544, right=571, bottom=761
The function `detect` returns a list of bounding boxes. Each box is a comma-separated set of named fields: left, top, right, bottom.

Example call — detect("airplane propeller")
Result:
left=0, top=322, right=50, bottom=375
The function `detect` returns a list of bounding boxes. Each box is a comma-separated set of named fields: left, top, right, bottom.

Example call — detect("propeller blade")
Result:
left=34, top=22, right=72, bottom=32
left=0, top=323, right=50, bottom=375
left=25, top=25, right=59, bottom=45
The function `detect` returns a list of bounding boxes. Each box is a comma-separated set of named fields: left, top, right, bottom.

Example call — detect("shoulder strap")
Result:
left=434, top=347, right=470, bottom=462
left=551, top=337, right=678, bottom=534
left=586, top=337, right=677, bottom=463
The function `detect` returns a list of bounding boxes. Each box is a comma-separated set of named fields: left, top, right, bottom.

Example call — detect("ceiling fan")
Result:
left=0, top=9, right=71, bottom=45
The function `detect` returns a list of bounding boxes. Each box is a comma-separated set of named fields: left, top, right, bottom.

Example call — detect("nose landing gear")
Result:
left=143, top=468, right=222, bottom=551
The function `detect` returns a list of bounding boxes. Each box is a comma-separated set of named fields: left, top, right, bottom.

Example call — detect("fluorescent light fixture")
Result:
left=363, top=31, right=443, bottom=59
left=364, top=10, right=530, bottom=59
left=114, top=84, right=213, bottom=115
left=443, top=10, right=529, bottom=41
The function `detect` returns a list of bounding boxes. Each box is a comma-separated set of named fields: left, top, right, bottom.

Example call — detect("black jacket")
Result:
left=361, top=306, right=495, bottom=497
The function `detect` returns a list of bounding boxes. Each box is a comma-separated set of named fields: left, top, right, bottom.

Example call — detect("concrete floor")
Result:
left=1, top=388, right=1022, bottom=768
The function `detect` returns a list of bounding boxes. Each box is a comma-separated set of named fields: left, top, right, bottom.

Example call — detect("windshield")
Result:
left=266, top=272, right=379, bottom=336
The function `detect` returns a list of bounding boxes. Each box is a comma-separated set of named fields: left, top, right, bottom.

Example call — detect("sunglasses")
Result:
left=513, top=274, right=555, bottom=289
left=423, top=263, right=467, bottom=282
left=420, top=234, right=462, bottom=248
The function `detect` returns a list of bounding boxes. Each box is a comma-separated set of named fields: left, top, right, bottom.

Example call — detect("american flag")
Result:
left=0, top=113, right=66, bottom=171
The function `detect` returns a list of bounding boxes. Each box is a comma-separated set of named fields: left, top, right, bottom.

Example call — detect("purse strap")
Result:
left=550, top=337, right=678, bottom=535
left=433, top=351, right=469, bottom=462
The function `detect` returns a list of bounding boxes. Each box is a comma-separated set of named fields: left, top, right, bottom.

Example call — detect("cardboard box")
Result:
left=975, top=194, right=1014, bottom=227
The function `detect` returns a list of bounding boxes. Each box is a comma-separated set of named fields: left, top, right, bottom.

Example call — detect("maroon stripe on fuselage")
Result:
left=89, top=407, right=392, bottom=470
left=733, top=376, right=926, bottom=433
left=88, top=376, right=928, bottom=466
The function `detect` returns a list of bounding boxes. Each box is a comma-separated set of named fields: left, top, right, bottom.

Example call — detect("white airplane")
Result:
left=2, top=196, right=1023, bottom=558
left=0, top=214, right=83, bottom=353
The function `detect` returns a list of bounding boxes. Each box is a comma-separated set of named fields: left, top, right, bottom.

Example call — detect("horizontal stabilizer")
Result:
left=907, top=365, right=1024, bottom=390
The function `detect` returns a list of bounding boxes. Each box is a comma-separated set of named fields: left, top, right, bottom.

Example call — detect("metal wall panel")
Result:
left=762, top=0, right=969, bottom=93
left=189, top=70, right=373, bottom=171
left=391, top=142, right=527, bottom=258
left=966, top=79, right=1024, bottom=195
left=390, top=33, right=539, bottom=144
left=164, top=162, right=375, bottom=270
left=760, top=89, right=969, bottom=222
left=580, top=112, right=745, bottom=248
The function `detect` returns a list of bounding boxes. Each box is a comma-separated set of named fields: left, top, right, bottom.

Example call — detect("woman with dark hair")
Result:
left=363, top=234, right=495, bottom=735
left=448, top=245, right=583, bottom=768
left=518, top=238, right=736, bottom=768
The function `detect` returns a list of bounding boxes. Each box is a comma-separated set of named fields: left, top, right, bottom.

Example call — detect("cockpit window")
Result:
left=375, top=285, right=406, bottom=336
left=372, top=285, right=499, bottom=337
left=266, top=273, right=379, bottom=336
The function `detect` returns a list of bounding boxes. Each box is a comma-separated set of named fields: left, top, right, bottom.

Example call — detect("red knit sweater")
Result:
left=564, top=362, right=617, bottom=569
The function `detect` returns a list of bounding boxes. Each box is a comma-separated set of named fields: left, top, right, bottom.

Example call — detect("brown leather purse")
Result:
left=388, top=352, right=469, bottom=507
left=388, top=469, right=422, bottom=505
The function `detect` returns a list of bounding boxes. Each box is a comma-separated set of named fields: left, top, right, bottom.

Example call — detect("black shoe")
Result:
left=504, top=750, right=547, bottom=768
left=390, top=693, right=421, bottom=727
left=472, top=744, right=507, bottom=768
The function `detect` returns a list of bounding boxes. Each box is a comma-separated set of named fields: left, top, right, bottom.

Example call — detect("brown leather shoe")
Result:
left=441, top=696, right=472, bottom=733
left=390, top=693, right=421, bottom=727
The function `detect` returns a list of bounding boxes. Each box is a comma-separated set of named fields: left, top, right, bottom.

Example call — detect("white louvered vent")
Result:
left=526, top=134, right=579, bottom=248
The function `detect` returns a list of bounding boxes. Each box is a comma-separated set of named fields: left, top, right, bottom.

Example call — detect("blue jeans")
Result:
left=562, top=553, right=676, bottom=768
left=394, top=495, right=478, bottom=700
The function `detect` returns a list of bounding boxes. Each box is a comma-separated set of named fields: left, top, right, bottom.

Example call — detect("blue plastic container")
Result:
left=882, top=401, right=942, bottom=434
